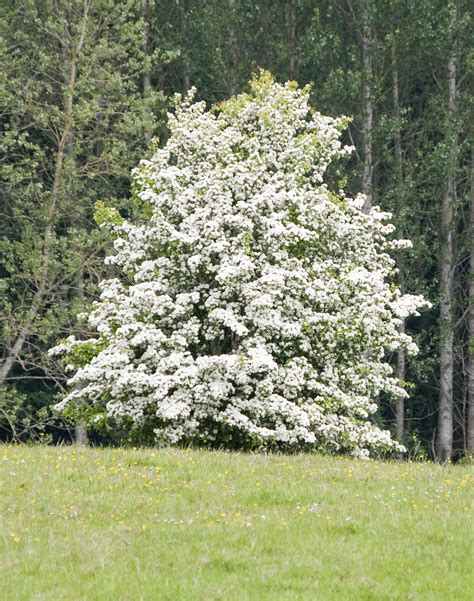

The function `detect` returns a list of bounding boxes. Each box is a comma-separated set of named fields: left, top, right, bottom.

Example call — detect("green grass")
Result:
left=1, top=446, right=472, bottom=600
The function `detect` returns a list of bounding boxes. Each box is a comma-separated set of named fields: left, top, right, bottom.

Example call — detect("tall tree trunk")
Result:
left=358, top=2, right=376, bottom=393
left=392, top=38, right=405, bottom=444
left=437, top=12, right=457, bottom=462
left=255, top=1, right=268, bottom=68
left=468, top=148, right=474, bottom=453
left=181, top=0, right=190, bottom=93
left=361, top=3, right=373, bottom=213
left=183, top=71, right=190, bottom=92
left=141, top=0, right=152, bottom=145
left=285, top=1, right=296, bottom=79
left=141, top=0, right=151, bottom=95
left=62, top=18, right=89, bottom=446
left=228, top=0, right=239, bottom=96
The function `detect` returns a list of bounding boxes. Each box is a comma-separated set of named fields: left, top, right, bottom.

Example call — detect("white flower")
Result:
left=50, top=73, right=427, bottom=457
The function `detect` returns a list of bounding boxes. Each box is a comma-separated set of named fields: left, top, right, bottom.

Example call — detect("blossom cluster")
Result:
left=51, top=73, right=428, bottom=457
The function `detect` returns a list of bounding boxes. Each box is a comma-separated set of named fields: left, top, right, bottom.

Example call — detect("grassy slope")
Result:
left=1, top=446, right=472, bottom=600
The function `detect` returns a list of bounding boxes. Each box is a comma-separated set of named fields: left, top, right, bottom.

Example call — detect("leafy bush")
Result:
left=0, top=386, right=53, bottom=443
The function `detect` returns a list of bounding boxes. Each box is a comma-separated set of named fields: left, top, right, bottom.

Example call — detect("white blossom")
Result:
left=51, top=73, right=429, bottom=457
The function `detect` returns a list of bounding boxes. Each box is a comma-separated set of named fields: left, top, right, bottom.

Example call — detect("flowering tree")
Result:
left=51, top=73, right=428, bottom=457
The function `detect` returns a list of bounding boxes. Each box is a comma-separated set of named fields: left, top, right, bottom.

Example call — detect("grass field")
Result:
left=1, top=446, right=472, bottom=600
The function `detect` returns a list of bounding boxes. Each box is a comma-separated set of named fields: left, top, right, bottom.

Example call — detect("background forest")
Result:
left=0, top=0, right=472, bottom=461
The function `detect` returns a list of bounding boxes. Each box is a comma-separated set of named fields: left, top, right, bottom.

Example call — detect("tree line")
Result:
left=0, top=0, right=472, bottom=461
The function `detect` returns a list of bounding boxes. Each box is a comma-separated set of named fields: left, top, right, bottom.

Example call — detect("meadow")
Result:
left=1, top=445, right=472, bottom=600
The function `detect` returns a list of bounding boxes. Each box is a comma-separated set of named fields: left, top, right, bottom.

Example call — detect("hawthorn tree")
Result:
left=51, top=73, right=428, bottom=457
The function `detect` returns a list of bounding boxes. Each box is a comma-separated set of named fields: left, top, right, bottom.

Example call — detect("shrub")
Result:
left=51, top=73, right=428, bottom=457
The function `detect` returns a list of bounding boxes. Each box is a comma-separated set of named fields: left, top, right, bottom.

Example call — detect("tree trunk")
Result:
left=437, top=18, right=457, bottom=462
left=392, top=38, right=405, bottom=445
left=0, top=293, right=44, bottom=386
left=181, top=0, right=190, bottom=93
left=141, top=0, right=153, bottom=145
left=62, top=11, right=90, bottom=446
left=361, top=4, right=373, bottom=213
left=141, top=0, right=151, bottom=95
left=183, top=71, right=190, bottom=92
left=255, top=1, right=268, bottom=68
left=468, top=148, right=474, bottom=453
left=74, top=421, right=89, bottom=446
left=228, top=0, right=239, bottom=96
left=285, top=1, right=296, bottom=79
